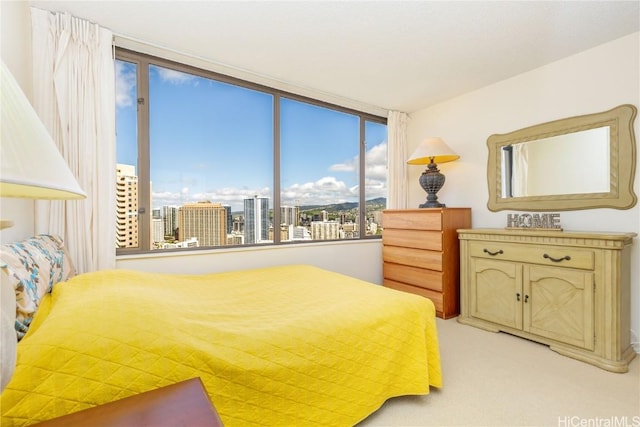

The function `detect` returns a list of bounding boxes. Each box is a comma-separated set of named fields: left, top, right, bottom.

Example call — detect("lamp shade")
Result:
left=1, top=61, right=86, bottom=199
left=407, top=137, right=460, bottom=165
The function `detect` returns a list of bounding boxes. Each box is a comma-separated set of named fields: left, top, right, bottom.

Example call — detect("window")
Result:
left=115, top=49, right=387, bottom=253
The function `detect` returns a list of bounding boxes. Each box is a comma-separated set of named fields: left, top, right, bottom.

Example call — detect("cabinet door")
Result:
left=524, top=265, right=594, bottom=350
left=470, top=258, right=522, bottom=329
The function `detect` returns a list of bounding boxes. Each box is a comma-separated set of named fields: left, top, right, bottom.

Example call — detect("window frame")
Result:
left=115, top=47, right=387, bottom=255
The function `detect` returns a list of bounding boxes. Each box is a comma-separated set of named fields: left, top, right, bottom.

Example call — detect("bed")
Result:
left=0, top=235, right=442, bottom=426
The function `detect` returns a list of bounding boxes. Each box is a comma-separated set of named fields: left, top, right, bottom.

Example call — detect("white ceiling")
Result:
left=29, top=1, right=640, bottom=113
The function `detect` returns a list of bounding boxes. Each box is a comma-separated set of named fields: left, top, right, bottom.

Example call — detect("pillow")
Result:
left=0, top=265, right=17, bottom=391
left=0, top=235, right=75, bottom=340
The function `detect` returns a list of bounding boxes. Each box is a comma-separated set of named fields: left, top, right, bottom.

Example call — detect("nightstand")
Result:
left=32, top=377, right=224, bottom=427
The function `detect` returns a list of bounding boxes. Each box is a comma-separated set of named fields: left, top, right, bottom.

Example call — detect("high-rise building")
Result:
left=223, top=205, right=232, bottom=234
left=162, top=206, right=178, bottom=239
left=116, top=164, right=138, bottom=248
left=178, top=201, right=227, bottom=247
left=244, top=195, right=269, bottom=244
left=152, top=217, right=164, bottom=246
left=342, top=222, right=358, bottom=239
left=311, top=221, right=340, bottom=240
left=292, top=226, right=312, bottom=240
left=233, top=216, right=244, bottom=233
left=158, top=237, right=199, bottom=249
left=269, top=224, right=291, bottom=241
left=280, top=205, right=299, bottom=226
left=371, top=210, right=383, bottom=228
left=227, top=234, right=243, bottom=245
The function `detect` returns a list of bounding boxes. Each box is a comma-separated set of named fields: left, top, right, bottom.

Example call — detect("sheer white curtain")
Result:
left=387, top=111, right=409, bottom=209
left=31, top=8, right=116, bottom=273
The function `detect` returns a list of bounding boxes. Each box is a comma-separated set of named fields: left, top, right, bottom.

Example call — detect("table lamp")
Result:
left=407, top=137, right=459, bottom=208
left=1, top=60, right=86, bottom=228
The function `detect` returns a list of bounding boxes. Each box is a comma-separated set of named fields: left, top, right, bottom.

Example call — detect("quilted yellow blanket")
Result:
left=1, top=265, right=441, bottom=426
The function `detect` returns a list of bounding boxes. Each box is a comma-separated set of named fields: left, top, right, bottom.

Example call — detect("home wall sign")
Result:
left=505, top=213, right=562, bottom=230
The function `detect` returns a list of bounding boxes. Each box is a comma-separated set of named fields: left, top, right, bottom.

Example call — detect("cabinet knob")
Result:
left=524, top=295, right=529, bottom=303
left=516, top=293, right=520, bottom=301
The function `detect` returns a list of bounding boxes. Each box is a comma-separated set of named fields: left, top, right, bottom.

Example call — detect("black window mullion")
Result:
left=137, top=59, right=151, bottom=251
left=359, top=117, right=366, bottom=239
left=273, top=94, right=281, bottom=244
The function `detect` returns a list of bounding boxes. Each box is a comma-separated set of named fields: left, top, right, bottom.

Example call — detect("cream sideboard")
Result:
left=382, top=208, right=471, bottom=319
left=457, top=228, right=636, bottom=373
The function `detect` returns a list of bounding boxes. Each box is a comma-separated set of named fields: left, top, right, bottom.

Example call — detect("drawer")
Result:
left=383, top=229, right=442, bottom=251
left=469, top=241, right=594, bottom=270
left=383, top=211, right=442, bottom=231
left=383, top=246, right=443, bottom=271
left=383, top=262, right=444, bottom=292
left=383, top=279, right=443, bottom=314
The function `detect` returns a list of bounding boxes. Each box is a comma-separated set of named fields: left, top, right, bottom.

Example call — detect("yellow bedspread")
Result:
left=1, top=265, right=441, bottom=426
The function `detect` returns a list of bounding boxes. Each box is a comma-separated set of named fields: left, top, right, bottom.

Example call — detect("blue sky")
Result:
left=115, top=61, right=387, bottom=211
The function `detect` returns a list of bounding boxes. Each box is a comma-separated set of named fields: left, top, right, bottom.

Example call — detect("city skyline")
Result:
left=115, top=60, right=388, bottom=212
left=118, top=161, right=387, bottom=213
left=144, top=198, right=378, bottom=249
left=117, top=163, right=384, bottom=250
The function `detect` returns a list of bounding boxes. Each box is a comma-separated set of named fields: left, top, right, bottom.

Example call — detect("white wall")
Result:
left=0, top=1, right=35, bottom=245
left=406, top=32, right=640, bottom=348
left=117, top=239, right=383, bottom=285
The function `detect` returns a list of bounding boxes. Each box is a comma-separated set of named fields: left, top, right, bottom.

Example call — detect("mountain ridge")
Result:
left=298, top=197, right=386, bottom=212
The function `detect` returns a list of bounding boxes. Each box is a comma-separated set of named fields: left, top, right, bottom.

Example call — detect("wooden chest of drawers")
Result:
left=382, top=208, right=471, bottom=319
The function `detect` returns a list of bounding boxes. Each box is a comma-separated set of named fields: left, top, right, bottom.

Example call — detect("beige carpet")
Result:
left=358, top=317, right=640, bottom=427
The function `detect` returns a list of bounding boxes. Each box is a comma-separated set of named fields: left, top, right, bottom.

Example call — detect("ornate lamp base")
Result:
left=418, top=161, right=446, bottom=208
left=420, top=200, right=446, bottom=208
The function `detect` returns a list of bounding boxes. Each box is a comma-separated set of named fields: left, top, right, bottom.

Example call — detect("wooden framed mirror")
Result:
left=487, top=104, right=637, bottom=211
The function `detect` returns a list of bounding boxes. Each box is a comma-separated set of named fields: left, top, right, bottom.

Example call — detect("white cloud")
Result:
left=329, top=161, right=355, bottom=172
left=153, top=186, right=272, bottom=211
left=329, top=141, right=387, bottom=180
left=365, top=142, right=388, bottom=180
left=156, top=67, right=196, bottom=85
left=115, top=61, right=136, bottom=108
left=282, top=177, right=353, bottom=206
left=115, top=62, right=197, bottom=110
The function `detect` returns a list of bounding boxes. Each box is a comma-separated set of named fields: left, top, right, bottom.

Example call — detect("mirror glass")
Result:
left=501, top=126, right=610, bottom=198
left=487, top=104, right=637, bottom=211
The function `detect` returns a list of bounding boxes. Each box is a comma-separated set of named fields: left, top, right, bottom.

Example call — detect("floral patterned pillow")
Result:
left=0, top=235, right=75, bottom=340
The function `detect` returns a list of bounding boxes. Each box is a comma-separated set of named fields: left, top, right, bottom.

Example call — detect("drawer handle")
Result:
left=483, top=249, right=504, bottom=256
left=543, top=253, right=571, bottom=263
